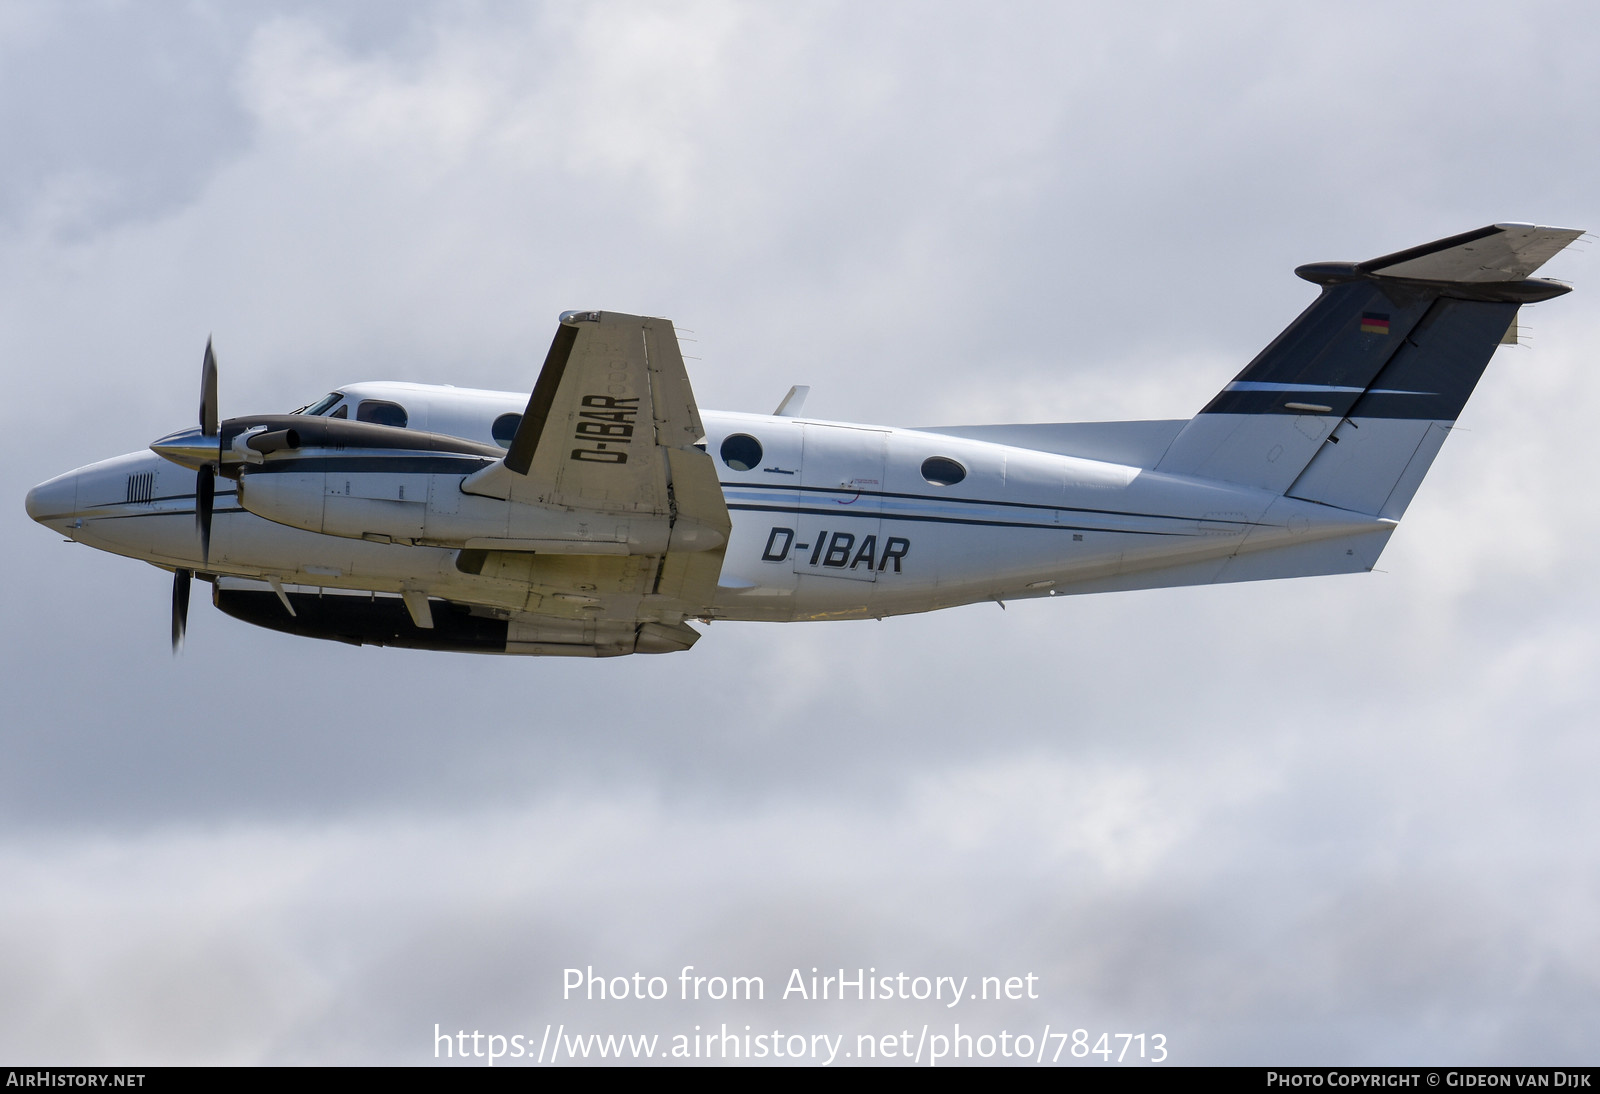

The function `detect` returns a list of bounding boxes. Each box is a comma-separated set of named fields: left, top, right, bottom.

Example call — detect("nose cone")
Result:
left=25, top=469, right=80, bottom=529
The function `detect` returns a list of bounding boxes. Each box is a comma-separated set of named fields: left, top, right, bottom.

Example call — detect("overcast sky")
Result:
left=4, top=0, right=1599, bottom=1066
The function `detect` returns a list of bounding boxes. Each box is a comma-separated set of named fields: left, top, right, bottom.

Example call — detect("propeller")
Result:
left=151, top=340, right=307, bottom=652
left=172, top=568, right=192, bottom=653
left=151, top=339, right=224, bottom=562
left=150, top=339, right=223, bottom=653
left=196, top=338, right=219, bottom=564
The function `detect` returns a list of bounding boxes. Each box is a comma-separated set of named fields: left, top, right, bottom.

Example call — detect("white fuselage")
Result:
left=27, top=381, right=1391, bottom=625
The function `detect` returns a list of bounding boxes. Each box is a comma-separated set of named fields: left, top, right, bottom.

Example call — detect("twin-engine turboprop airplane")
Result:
left=24, top=223, right=1582, bottom=657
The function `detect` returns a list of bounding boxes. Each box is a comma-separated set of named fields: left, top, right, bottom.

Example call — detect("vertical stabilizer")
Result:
left=1155, top=223, right=1579, bottom=514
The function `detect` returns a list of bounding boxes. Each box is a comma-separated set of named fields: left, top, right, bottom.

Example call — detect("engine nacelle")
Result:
left=237, top=465, right=722, bottom=554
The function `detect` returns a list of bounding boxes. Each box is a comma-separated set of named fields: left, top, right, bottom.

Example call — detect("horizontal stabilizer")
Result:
left=1355, top=222, right=1583, bottom=283
left=1056, top=525, right=1396, bottom=597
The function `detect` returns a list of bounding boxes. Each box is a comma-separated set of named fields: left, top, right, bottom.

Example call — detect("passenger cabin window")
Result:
left=356, top=400, right=408, bottom=428
left=720, top=434, right=763, bottom=472
left=492, top=413, right=522, bottom=448
left=921, top=456, right=966, bottom=486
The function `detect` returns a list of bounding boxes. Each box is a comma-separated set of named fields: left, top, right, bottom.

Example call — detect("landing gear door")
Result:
left=794, top=424, right=888, bottom=583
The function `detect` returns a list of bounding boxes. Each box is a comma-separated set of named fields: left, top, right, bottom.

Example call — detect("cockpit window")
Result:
left=297, top=392, right=344, bottom=416
left=356, top=400, right=408, bottom=428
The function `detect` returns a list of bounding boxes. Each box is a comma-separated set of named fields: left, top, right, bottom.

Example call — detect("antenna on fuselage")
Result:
left=773, top=385, right=810, bottom=417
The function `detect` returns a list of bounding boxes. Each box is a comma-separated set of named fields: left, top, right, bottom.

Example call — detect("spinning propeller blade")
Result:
left=196, top=464, right=215, bottom=564
left=195, top=339, right=220, bottom=564
left=171, top=568, right=191, bottom=653
left=200, top=338, right=219, bottom=438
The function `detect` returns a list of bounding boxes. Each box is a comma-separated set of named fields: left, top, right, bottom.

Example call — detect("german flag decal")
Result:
left=1360, top=312, right=1391, bottom=335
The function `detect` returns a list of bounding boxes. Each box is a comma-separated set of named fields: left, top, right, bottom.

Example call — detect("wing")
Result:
left=459, top=310, right=730, bottom=613
left=466, top=310, right=715, bottom=514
